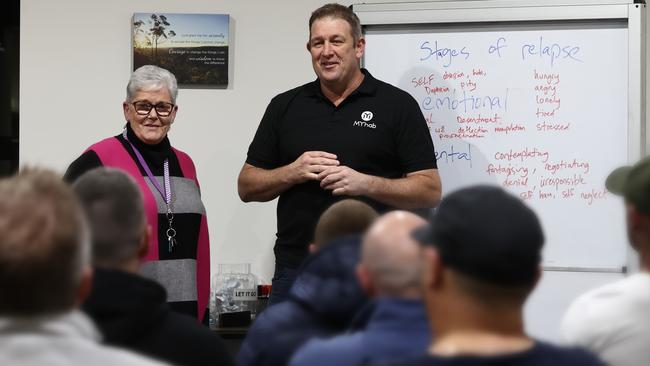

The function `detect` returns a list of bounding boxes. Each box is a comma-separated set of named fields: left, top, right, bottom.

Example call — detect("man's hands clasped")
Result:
left=288, top=151, right=371, bottom=196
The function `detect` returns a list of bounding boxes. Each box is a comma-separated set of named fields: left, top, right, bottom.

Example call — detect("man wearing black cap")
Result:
left=396, top=185, right=605, bottom=366
left=561, top=157, right=650, bottom=366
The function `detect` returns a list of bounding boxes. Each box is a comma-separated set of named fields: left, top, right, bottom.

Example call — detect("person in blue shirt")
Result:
left=290, top=211, right=432, bottom=366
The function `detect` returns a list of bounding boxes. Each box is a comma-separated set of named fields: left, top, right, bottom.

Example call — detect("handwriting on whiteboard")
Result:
left=407, top=34, right=609, bottom=206
left=419, top=36, right=582, bottom=68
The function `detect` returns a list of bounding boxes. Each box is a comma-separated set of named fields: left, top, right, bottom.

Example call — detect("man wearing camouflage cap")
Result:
left=562, top=157, right=650, bottom=366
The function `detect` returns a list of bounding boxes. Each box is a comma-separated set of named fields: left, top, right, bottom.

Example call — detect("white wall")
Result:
left=20, top=0, right=347, bottom=283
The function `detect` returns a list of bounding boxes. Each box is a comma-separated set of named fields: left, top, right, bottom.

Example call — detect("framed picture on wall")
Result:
left=132, top=13, right=230, bottom=87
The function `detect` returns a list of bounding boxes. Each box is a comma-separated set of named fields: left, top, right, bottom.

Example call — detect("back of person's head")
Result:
left=359, top=211, right=427, bottom=298
left=73, top=168, right=146, bottom=269
left=606, top=156, right=650, bottom=254
left=414, top=185, right=544, bottom=308
left=311, top=199, right=378, bottom=251
left=0, top=168, right=90, bottom=316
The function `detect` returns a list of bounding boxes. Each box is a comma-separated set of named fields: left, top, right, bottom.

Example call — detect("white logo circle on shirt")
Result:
left=361, top=111, right=374, bottom=122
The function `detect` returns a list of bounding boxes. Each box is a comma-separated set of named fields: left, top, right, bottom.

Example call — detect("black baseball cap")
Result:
left=606, top=156, right=650, bottom=215
left=413, top=185, right=545, bottom=286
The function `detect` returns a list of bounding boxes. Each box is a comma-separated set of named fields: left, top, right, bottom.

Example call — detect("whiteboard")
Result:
left=364, top=24, right=630, bottom=269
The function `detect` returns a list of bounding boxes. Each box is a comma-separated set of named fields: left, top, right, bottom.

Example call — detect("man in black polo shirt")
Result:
left=238, top=3, right=441, bottom=304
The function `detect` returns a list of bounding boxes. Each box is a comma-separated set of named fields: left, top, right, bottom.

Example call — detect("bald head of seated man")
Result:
left=290, top=211, right=432, bottom=366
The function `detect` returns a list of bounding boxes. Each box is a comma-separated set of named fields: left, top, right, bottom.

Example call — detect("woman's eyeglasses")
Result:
left=132, top=101, right=175, bottom=117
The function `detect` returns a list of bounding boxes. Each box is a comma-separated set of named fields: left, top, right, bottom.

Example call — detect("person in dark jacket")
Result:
left=289, top=211, right=432, bottom=366
left=73, top=167, right=234, bottom=366
left=237, top=236, right=366, bottom=366
left=237, top=199, right=378, bottom=366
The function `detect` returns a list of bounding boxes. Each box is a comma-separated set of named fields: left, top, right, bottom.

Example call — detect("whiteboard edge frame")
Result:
left=356, top=1, right=646, bottom=274
left=626, top=3, right=646, bottom=274
left=354, top=3, right=631, bottom=25
left=353, top=0, right=636, bottom=13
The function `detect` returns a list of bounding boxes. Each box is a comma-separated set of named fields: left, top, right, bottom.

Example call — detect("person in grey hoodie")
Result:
left=0, top=168, right=167, bottom=366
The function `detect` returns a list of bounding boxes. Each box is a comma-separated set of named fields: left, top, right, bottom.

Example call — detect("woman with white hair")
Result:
left=65, top=65, right=210, bottom=323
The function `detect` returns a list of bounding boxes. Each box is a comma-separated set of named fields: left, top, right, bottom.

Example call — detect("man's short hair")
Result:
left=309, top=3, right=363, bottom=43
left=73, top=168, right=146, bottom=267
left=414, top=185, right=544, bottom=301
left=0, top=168, right=89, bottom=316
left=452, top=270, right=535, bottom=308
left=314, top=199, right=378, bottom=248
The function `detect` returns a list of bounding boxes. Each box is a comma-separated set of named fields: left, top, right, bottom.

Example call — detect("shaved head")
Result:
left=360, top=211, right=427, bottom=297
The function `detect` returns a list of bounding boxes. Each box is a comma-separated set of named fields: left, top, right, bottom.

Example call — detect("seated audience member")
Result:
left=0, top=168, right=166, bottom=366
left=290, top=211, right=431, bottom=366
left=237, top=199, right=378, bottom=366
left=395, top=185, right=605, bottom=366
left=561, top=157, right=650, bottom=366
left=73, top=168, right=234, bottom=366
left=310, top=199, right=381, bottom=252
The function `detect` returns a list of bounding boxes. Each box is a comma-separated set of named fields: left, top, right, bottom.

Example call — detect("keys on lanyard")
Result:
left=166, top=208, right=177, bottom=252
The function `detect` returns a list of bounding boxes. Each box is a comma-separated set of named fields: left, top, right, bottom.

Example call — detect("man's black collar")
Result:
left=305, top=68, right=379, bottom=100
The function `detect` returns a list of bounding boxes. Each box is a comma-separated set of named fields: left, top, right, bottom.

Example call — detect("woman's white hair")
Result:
left=126, top=65, right=178, bottom=103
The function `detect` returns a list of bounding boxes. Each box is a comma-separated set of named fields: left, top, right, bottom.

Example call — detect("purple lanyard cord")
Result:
left=123, top=129, right=177, bottom=252
left=123, top=129, right=171, bottom=205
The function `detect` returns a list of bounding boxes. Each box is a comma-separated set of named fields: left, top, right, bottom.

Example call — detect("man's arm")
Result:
left=238, top=151, right=339, bottom=202
left=318, top=167, right=441, bottom=209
